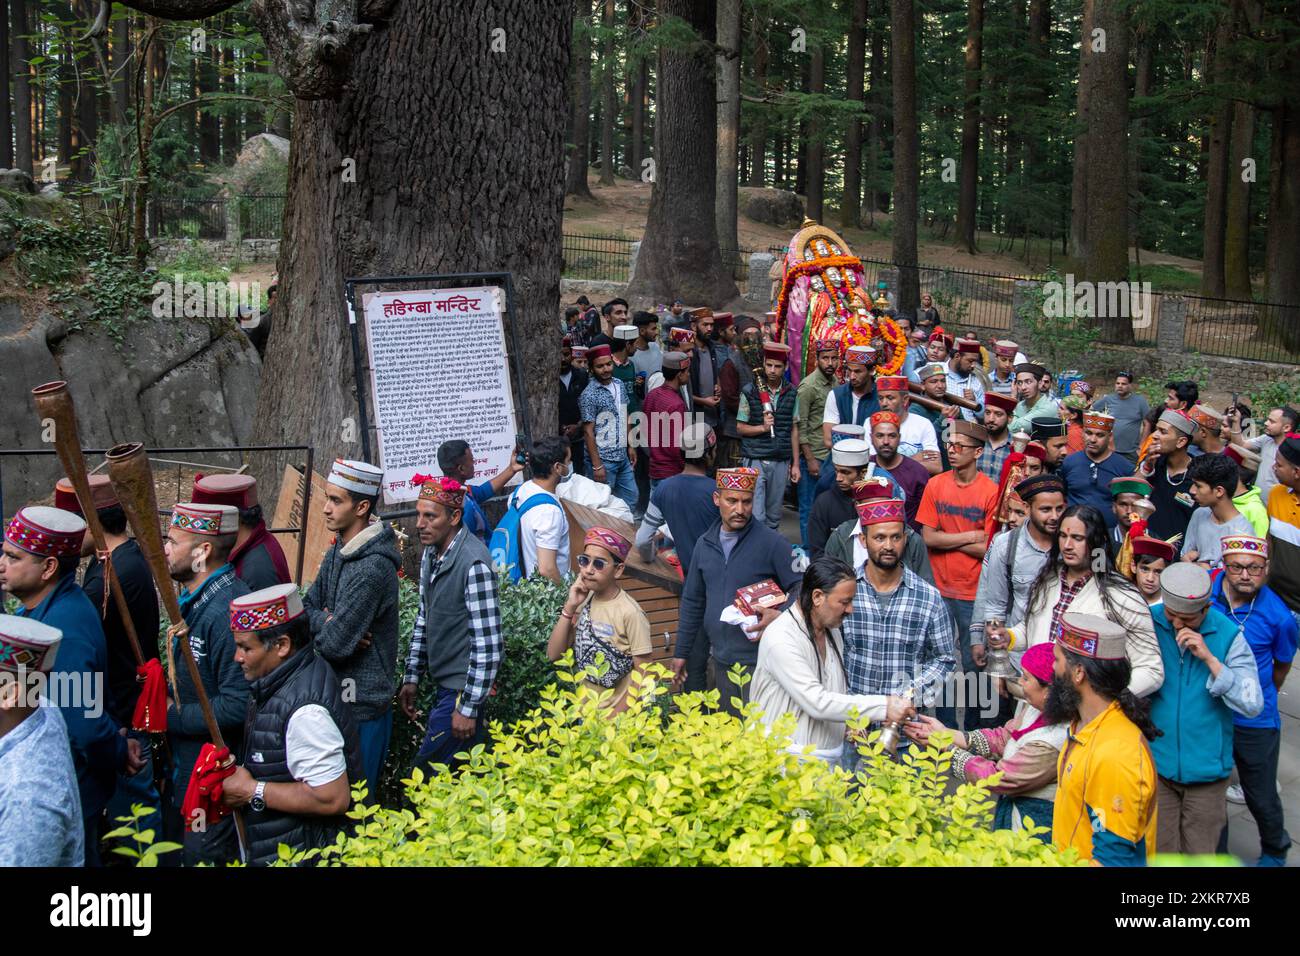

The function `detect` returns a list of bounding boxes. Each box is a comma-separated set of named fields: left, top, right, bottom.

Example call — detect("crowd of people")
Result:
left=2, top=291, right=1297, bottom=869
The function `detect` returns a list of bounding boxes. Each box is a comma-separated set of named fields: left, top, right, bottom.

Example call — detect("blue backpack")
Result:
left=489, top=488, right=562, bottom=583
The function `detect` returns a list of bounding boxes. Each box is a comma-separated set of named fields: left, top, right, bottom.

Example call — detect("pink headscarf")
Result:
left=1009, top=642, right=1058, bottom=740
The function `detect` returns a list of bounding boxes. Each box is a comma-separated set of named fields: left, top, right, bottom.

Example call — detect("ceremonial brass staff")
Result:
left=106, top=441, right=249, bottom=857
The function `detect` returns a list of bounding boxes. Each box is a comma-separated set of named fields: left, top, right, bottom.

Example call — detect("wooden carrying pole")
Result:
left=31, top=382, right=151, bottom=670
left=105, top=441, right=248, bottom=854
left=906, top=379, right=981, bottom=412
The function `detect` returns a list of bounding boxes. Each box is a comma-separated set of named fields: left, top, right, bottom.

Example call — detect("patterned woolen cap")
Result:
left=230, top=583, right=304, bottom=633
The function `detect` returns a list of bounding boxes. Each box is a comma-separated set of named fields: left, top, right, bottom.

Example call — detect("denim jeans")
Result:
left=413, top=686, right=488, bottom=777
left=356, top=711, right=394, bottom=798
left=596, top=456, right=639, bottom=518
left=744, top=457, right=791, bottom=531
left=936, top=597, right=982, bottom=731
left=797, top=452, right=824, bottom=547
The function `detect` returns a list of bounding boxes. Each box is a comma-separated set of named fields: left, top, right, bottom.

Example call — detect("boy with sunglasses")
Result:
left=547, top=527, right=653, bottom=714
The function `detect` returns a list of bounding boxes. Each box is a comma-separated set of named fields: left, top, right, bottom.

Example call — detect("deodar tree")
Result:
left=112, top=0, right=571, bottom=474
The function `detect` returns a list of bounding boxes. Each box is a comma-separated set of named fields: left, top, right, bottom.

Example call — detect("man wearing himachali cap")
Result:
left=304, top=459, right=401, bottom=789
left=192, top=473, right=291, bottom=591
left=946, top=337, right=986, bottom=423
left=161, top=500, right=249, bottom=864
left=222, top=583, right=363, bottom=866
left=1060, top=409, right=1133, bottom=530
left=672, top=467, right=803, bottom=716
left=821, top=343, right=881, bottom=448
left=1149, top=563, right=1262, bottom=855
left=0, top=615, right=85, bottom=865
left=400, top=477, right=503, bottom=775
left=0, top=506, right=146, bottom=865
left=824, top=477, right=935, bottom=585
left=796, top=337, right=843, bottom=546
left=738, top=341, right=801, bottom=531
left=547, top=527, right=652, bottom=714
left=1049, top=612, right=1161, bottom=865
left=1140, top=408, right=1198, bottom=543
left=1210, top=534, right=1297, bottom=865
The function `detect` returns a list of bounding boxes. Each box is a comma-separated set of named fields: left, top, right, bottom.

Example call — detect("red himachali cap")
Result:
left=983, top=393, right=1017, bottom=413
left=762, top=343, right=790, bottom=363
left=230, top=582, right=305, bottom=633
left=6, top=506, right=86, bottom=558
left=54, top=474, right=118, bottom=514
left=192, top=473, right=258, bottom=510
left=584, top=526, right=632, bottom=562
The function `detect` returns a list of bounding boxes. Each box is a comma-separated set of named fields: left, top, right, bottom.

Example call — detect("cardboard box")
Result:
left=734, top=580, right=786, bottom=617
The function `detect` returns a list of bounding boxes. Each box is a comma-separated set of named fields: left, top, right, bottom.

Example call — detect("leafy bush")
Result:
left=309, top=661, right=1079, bottom=867
left=376, top=573, right=565, bottom=806
left=1245, top=374, right=1300, bottom=424
left=1135, top=360, right=1210, bottom=411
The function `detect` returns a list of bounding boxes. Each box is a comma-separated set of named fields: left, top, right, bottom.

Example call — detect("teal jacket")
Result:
left=1149, top=605, right=1263, bottom=784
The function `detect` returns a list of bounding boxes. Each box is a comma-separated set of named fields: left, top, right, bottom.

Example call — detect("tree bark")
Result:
left=220, top=20, right=239, bottom=161
left=628, top=0, right=736, bottom=306
left=566, top=0, right=593, bottom=198
left=954, top=0, right=984, bottom=254
left=1200, top=9, right=1233, bottom=297
left=1260, top=45, right=1300, bottom=351
left=744, top=10, right=767, bottom=187
left=1130, top=20, right=1153, bottom=256
left=1069, top=0, right=1094, bottom=263
left=891, top=0, right=920, bottom=315
left=1082, top=0, right=1132, bottom=342
left=1223, top=99, right=1255, bottom=299
left=841, top=0, right=867, bottom=229
left=11, top=0, right=32, bottom=174
left=804, top=43, right=825, bottom=222
left=198, top=37, right=220, bottom=164
left=0, top=0, right=10, bottom=169
left=58, top=15, right=75, bottom=171
left=866, top=0, right=886, bottom=215
left=598, top=0, right=615, bottom=185
left=715, top=0, right=741, bottom=253
left=112, top=10, right=130, bottom=125
left=628, top=3, right=647, bottom=176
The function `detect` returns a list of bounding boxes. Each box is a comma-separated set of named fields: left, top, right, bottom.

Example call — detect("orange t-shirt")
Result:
left=916, top=470, right=1000, bottom=600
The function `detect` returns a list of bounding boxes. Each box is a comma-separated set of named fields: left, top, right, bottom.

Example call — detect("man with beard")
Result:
left=1189, top=405, right=1228, bottom=456
left=1092, top=372, right=1152, bottom=466
left=1048, top=612, right=1161, bottom=865
left=305, top=459, right=401, bottom=790
left=399, top=478, right=503, bottom=775
left=1010, top=363, right=1061, bottom=435
left=629, top=310, right=663, bottom=380
left=977, top=393, right=1017, bottom=482
left=796, top=339, right=843, bottom=546
left=995, top=505, right=1163, bottom=699
left=559, top=336, right=590, bottom=476
left=191, top=474, right=290, bottom=591
left=688, top=309, right=722, bottom=430
left=1228, top=405, right=1298, bottom=502
left=875, top=375, right=941, bottom=477
left=718, top=316, right=762, bottom=469
left=1149, top=563, right=1262, bottom=855
left=825, top=477, right=935, bottom=584
left=1061, top=411, right=1133, bottom=529
left=1030, top=416, right=1070, bottom=476
left=161, top=502, right=249, bottom=865
left=1139, top=409, right=1198, bottom=544
left=821, top=345, right=881, bottom=449
left=972, top=475, right=1066, bottom=699
left=840, top=494, right=955, bottom=767
left=867, top=411, right=930, bottom=531
left=1212, top=535, right=1298, bottom=866
left=671, top=468, right=803, bottom=715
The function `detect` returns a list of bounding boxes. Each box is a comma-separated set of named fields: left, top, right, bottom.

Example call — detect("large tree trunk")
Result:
left=220, top=22, right=239, bottom=162
left=1069, top=0, right=1094, bottom=263
left=112, top=11, right=130, bottom=126
left=565, top=0, right=593, bottom=198
left=1082, top=0, right=1132, bottom=342
left=0, top=0, right=10, bottom=169
left=841, top=0, right=867, bottom=229
left=198, top=40, right=220, bottom=164
left=1023, top=0, right=1050, bottom=209
left=745, top=11, right=767, bottom=187
left=628, top=4, right=647, bottom=176
left=628, top=0, right=736, bottom=306
left=1130, top=20, right=1153, bottom=258
left=866, top=0, right=886, bottom=215
left=1260, top=49, right=1300, bottom=351
left=1223, top=99, right=1256, bottom=299
left=891, top=0, right=920, bottom=315
left=1201, top=10, right=1233, bottom=297
left=57, top=14, right=75, bottom=172
left=715, top=0, right=741, bottom=253
left=804, top=44, right=825, bottom=222
left=598, top=0, right=615, bottom=185
left=954, top=0, right=984, bottom=254
left=11, top=0, right=32, bottom=174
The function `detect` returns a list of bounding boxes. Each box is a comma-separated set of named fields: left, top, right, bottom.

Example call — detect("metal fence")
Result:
left=1182, top=294, right=1300, bottom=364
left=563, top=233, right=751, bottom=283
left=147, top=194, right=286, bottom=241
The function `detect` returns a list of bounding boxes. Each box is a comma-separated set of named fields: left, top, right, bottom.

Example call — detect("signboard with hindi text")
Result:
left=360, top=285, right=519, bottom=504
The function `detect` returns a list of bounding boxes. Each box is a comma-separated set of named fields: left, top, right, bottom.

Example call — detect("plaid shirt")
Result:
left=1049, top=569, right=1092, bottom=644
left=842, top=565, right=957, bottom=709
left=404, top=528, right=503, bottom=719
left=977, top=437, right=1012, bottom=482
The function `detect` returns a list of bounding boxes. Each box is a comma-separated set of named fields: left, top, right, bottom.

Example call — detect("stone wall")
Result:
left=150, top=237, right=280, bottom=264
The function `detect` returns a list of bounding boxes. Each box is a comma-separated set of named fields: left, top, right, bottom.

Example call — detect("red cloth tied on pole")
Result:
left=132, top=657, right=168, bottom=732
left=182, top=744, right=236, bottom=829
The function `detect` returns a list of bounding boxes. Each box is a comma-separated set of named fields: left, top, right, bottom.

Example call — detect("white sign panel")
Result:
left=361, top=286, right=519, bottom=504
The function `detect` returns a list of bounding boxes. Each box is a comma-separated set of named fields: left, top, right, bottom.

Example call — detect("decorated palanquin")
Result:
left=774, top=219, right=908, bottom=386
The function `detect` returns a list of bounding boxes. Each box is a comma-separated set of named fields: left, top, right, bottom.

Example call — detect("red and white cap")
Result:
left=229, top=582, right=305, bottom=633
left=170, top=502, right=239, bottom=537
left=5, top=506, right=86, bottom=558
left=192, top=473, right=258, bottom=509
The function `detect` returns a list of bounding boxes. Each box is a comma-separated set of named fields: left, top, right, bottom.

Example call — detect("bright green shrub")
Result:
left=304, top=660, right=1081, bottom=867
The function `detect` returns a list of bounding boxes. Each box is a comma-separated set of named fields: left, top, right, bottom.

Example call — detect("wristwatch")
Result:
left=250, top=781, right=267, bottom=812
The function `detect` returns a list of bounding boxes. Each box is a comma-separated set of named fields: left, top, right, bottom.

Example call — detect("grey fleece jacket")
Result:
left=304, top=521, right=401, bottom=721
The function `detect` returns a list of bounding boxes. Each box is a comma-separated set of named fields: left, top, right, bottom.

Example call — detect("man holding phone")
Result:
left=435, top=439, right=526, bottom=543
